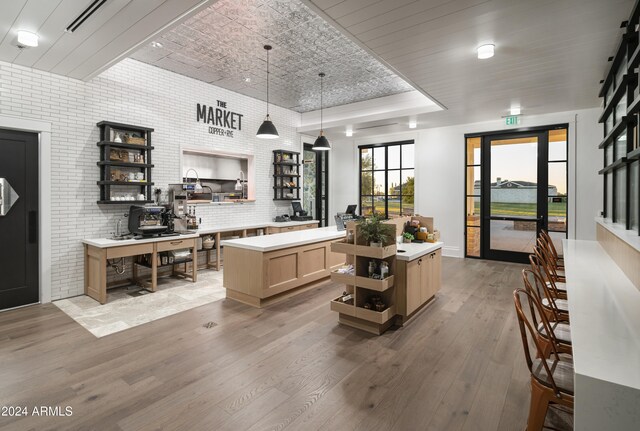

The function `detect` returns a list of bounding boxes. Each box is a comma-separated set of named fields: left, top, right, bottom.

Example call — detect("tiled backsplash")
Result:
left=0, top=58, right=302, bottom=300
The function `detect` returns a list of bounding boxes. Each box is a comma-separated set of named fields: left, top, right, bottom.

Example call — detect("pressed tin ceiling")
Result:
left=129, top=0, right=414, bottom=112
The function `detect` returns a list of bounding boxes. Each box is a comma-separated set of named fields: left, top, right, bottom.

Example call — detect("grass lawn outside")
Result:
left=474, top=201, right=567, bottom=217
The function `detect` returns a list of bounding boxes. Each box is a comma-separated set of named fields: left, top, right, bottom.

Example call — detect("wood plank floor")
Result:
left=0, top=258, right=572, bottom=431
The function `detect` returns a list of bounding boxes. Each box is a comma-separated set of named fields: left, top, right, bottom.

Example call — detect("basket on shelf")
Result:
left=125, top=136, right=146, bottom=145
left=110, top=149, right=129, bottom=162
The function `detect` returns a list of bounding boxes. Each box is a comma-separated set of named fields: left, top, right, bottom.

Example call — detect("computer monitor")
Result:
left=345, top=204, right=357, bottom=215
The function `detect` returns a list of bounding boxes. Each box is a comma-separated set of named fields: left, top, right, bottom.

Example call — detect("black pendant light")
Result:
left=312, top=73, right=330, bottom=150
left=256, top=45, right=279, bottom=139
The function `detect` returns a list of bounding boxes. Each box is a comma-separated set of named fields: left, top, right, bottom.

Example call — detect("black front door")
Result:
left=0, top=129, right=39, bottom=310
left=481, top=131, right=548, bottom=263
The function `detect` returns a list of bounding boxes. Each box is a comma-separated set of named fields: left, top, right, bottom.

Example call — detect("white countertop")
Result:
left=396, top=242, right=443, bottom=261
left=563, top=239, right=640, bottom=430
left=196, top=220, right=319, bottom=235
left=82, top=233, right=200, bottom=249
left=221, top=226, right=345, bottom=252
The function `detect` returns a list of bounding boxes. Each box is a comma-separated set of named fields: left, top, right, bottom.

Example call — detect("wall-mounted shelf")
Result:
left=96, top=121, right=154, bottom=204
left=97, top=200, right=154, bottom=205
left=273, top=150, right=300, bottom=201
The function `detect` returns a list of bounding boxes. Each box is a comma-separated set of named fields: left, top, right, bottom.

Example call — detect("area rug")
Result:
left=54, top=270, right=226, bottom=338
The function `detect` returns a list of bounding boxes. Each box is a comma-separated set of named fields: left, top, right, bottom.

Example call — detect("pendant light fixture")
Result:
left=256, top=45, right=279, bottom=139
left=312, top=72, right=331, bottom=151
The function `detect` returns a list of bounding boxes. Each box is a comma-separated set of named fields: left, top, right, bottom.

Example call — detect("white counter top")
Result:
left=563, top=239, right=640, bottom=430
left=82, top=233, right=199, bottom=248
left=396, top=242, right=443, bottom=261
left=196, top=220, right=319, bottom=235
left=221, top=226, right=345, bottom=252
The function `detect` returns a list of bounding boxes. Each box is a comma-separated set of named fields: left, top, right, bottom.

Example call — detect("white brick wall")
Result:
left=0, top=58, right=302, bottom=300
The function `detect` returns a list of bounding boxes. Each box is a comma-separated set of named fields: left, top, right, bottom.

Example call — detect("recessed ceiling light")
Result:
left=17, top=30, right=38, bottom=47
left=346, top=126, right=353, bottom=137
left=408, top=118, right=417, bottom=129
left=150, top=41, right=163, bottom=48
left=510, top=106, right=521, bottom=115
left=477, top=44, right=494, bottom=59
left=244, top=77, right=251, bottom=83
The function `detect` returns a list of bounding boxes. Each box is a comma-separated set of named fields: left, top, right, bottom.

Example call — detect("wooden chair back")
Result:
left=529, top=253, right=565, bottom=320
left=513, top=288, right=563, bottom=397
left=536, top=238, right=562, bottom=280
left=540, top=229, right=561, bottom=262
left=522, top=269, right=563, bottom=348
left=533, top=245, right=563, bottom=297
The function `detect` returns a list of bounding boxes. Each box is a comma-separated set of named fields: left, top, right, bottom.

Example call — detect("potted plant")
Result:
left=357, top=213, right=390, bottom=247
left=402, top=232, right=414, bottom=243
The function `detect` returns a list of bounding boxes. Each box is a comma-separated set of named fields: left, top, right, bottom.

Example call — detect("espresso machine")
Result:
left=128, top=205, right=180, bottom=238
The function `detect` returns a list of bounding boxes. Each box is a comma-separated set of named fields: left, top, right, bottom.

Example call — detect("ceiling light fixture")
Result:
left=346, top=126, right=353, bottom=137
left=477, top=44, right=495, bottom=59
left=312, top=73, right=331, bottom=151
left=409, top=118, right=417, bottom=129
left=150, top=41, right=163, bottom=48
left=17, top=30, right=38, bottom=48
left=510, top=106, right=521, bottom=116
left=244, top=77, right=251, bottom=83
left=256, top=45, right=279, bottom=139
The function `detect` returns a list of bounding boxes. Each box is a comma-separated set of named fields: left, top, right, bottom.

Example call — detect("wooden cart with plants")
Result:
left=329, top=214, right=399, bottom=335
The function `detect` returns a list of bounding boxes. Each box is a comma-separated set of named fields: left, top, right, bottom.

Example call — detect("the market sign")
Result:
left=197, top=101, right=244, bottom=138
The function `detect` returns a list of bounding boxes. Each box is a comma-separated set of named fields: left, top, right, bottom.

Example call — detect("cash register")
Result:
left=290, top=201, right=313, bottom=221
left=334, top=204, right=362, bottom=230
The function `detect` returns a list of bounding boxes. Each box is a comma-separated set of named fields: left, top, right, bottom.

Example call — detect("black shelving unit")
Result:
left=273, top=149, right=301, bottom=200
left=96, top=121, right=154, bottom=204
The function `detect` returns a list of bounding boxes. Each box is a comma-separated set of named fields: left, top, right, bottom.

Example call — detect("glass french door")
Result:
left=481, top=132, right=548, bottom=262
left=465, top=125, right=568, bottom=264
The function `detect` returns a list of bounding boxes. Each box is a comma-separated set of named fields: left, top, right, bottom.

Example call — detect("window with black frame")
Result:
left=359, top=141, right=415, bottom=218
left=599, top=15, right=640, bottom=236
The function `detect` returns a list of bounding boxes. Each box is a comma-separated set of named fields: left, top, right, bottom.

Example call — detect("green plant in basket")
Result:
left=357, top=213, right=391, bottom=247
left=402, top=232, right=414, bottom=243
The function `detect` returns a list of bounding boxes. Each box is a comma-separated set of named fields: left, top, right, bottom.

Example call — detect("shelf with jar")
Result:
left=273, top=150, right=300, bottom=200
left=96, top=121, right=154, bottom=205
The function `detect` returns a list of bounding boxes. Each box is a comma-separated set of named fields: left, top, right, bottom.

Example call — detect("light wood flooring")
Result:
left=0, top=258, right=571, bottom=431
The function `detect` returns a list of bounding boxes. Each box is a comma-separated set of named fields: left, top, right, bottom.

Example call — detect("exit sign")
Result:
left=505, top=115, right=521, bottom=126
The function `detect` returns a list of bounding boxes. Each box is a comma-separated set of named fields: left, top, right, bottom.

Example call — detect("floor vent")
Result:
left=66, top=0, right=109, bottom=33
left=203, top=321, right=217, bottom=329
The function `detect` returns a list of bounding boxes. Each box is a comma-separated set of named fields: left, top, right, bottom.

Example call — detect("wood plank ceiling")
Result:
left=0, top=0, right=215, bottom=81
left=303, top=0, right=635, bottom=126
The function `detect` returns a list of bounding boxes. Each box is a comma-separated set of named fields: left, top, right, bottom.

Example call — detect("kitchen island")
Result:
left=195, top=220, right=319, bottom=270
left=221, top=226, right=345, bottom=307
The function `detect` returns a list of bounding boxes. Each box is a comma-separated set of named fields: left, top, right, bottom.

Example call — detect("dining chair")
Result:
left=522, top=269, right=572, bottom=356
left=540, top=229, right=564, bottom=266
left=529, top=254, right=570, bottom=322
left=513, top=288, right=574, bottom=431
left=533, top=246, right=567, bottom=299
left=537, top=237, right=565, bottom=281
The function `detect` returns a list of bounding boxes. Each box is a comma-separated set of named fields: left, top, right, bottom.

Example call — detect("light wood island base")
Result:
left=222, top=230, right=345, bottom=308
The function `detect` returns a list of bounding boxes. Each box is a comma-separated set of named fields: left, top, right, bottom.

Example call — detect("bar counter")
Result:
left=563, top=239, right=640, bottom=431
